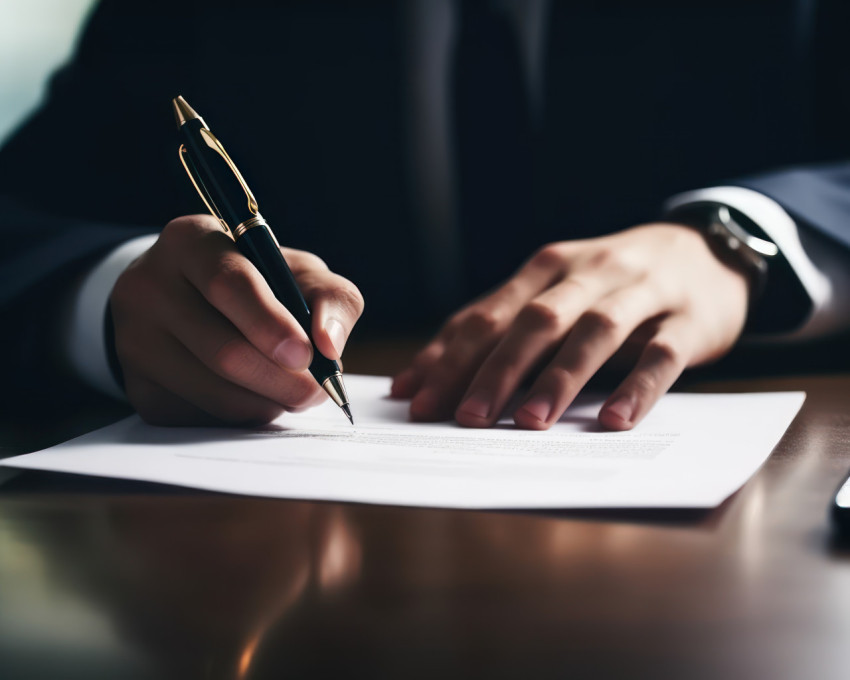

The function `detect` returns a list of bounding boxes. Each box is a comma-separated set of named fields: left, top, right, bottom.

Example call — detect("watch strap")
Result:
left=665, top=201, right=810, bottom=333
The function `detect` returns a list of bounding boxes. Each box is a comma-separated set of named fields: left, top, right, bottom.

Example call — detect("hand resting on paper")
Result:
left=110, top=215, right=364, bottom=426
left=391, top=223, right=751, bottom=431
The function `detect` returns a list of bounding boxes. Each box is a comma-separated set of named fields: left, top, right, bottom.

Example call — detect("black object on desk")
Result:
left=172, top=96, right=352, bottom=424
left=831, top=468, right=850, bottom=533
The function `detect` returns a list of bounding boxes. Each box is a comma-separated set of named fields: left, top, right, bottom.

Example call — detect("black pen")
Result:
left=172, top=96, right=353, bottom=424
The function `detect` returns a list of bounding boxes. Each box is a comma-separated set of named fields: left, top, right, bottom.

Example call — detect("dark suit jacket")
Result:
left=1, top=0, right=849, bottom=408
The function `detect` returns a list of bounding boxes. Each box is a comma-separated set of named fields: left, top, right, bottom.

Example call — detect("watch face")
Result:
left=718, top=206, right=779, bottom=259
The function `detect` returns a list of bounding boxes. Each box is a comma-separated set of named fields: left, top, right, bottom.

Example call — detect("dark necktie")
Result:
left=451, top=0, right=534, bottom=299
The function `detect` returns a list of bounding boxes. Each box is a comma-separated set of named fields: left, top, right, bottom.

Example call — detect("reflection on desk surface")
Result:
left=0, top=373, right=850, bottom=679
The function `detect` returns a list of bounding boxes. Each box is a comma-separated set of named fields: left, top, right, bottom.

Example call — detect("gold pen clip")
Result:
left=198, top=128, right=260, bottom=216
left=178, top=144, right=234, bottom=239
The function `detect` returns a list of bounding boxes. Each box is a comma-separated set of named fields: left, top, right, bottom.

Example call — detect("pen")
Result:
left=171, top=95, right=353, bottom=424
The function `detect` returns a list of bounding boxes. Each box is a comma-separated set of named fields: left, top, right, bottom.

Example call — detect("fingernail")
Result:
left=273, top=338, right=312, bottom=370
left=458, top=391, right=492, bottom=420
left=519, top=395, right=553, bottom=423
left=605, top=396, right=633, bottom=423
left=325, top=318, right=346, bottom=357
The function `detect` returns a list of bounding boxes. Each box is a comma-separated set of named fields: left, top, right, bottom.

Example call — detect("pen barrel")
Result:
left=180, top=119, right=250, bottom=229
left=235, top=225, right=340, bottom=383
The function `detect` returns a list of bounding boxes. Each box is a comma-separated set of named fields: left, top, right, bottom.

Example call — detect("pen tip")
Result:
left=342, top=404, right=354, bottom=426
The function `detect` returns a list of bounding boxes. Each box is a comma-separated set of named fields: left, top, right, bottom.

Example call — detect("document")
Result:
left=0, top=375, right=804, bottom=509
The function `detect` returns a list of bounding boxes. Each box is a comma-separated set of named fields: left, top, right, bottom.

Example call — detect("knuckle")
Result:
left=585, top=247, right=616, bottom=269
left=412, top=342, right=442, bottom=371
left=630, top=370, right=659, bottom=397
left=285, top=248, right=328, bottom=273
left=561, top=276, right=589, bottom=297
left=204, top=258, right=254, bottom=306
left=412, top=353, right=434, bottom=372
left=326, top=284, right=365, bottom=317
left=645, top=338, right=684, bottom=369
left=159, top=218, right=186, bottom=244
left=442, top=314, right=465, bottom=337
left=160, top=215, right=205, bottom=247
left=582, top=247, right=630, bottom=276
left=581, top=307, right=622, bottom=335
left=483, top=352, right=519, bottom=376
left=165, top=213, right=218, bottom=235
left=529, top=242, right=568, bottom=271
left=628, top=371, right=660, bottom=400
left=518, top=300, right=563, bottom=332
left=212, top=338, right=259, bottom=381
left=496, top=279, right=524, bottom=302
left=542, top=364, right=576, bottom=393
left=459, top=308, right=504, bottom=338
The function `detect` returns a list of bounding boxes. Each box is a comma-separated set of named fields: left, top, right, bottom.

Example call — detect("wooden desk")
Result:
left=1, top=365, right=849, bottom=679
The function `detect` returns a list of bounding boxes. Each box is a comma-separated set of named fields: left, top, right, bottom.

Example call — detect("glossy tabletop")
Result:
left=2, top=346, right=850, bottom=679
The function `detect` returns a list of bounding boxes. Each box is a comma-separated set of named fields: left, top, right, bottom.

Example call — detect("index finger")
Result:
left=286, top=249, right=365, bottom=361
left=390, top=244, right=570, bottom=409
left=181, top=229, right=314, bottom=372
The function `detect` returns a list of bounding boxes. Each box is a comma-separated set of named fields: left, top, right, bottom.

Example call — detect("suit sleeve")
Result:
left=733, top=164, right=850, bottom=252
left=0, top=0, right=196, bottom=411
left=670, top=0, right=850, bottom=341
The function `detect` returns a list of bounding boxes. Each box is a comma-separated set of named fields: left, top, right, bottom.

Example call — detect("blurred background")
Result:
left=0, top=0, right=96, bottom=146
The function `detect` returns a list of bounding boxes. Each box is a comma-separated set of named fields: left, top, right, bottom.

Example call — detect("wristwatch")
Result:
left=666, top=201, right=809, bottom=333
left=705, top=204, right=779, bottom=301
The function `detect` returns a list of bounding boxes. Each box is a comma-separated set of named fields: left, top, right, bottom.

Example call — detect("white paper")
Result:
left=0, top=375, right=804, bottom=509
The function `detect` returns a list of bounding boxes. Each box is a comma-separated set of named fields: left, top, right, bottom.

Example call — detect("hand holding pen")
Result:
left=108, top=100, right=363, bottom=426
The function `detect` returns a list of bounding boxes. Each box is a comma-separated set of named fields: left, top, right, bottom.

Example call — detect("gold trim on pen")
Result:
left=173, top=95, right=206, bottom=129
left=234, top=215, right=269, bottom=239
left=198, top=128, right=260, bottom=216
left=178, top=144, right=233, bottom=239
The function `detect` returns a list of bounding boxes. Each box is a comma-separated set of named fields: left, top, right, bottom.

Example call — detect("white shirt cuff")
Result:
left=63, top=234, right=158, bottom=399
left=664, top=186, right=850, bottom=341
